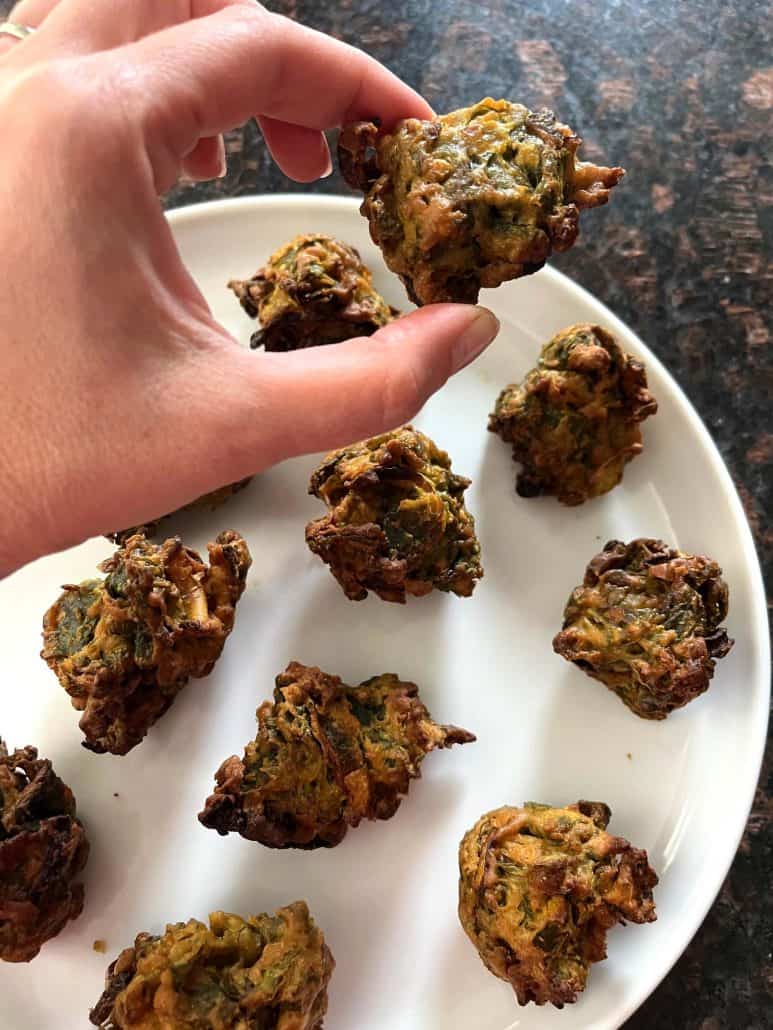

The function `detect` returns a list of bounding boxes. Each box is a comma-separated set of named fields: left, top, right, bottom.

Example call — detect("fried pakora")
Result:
left=199, top=661, right=475, bottom=849
left=553, top=538, right=733, bottom=718
left=228, top=233, right=397, bottom=351
left=305, top=426, right=483, bottom=603
left=108, top=478, right=253, bottom=545
left=458, top=801, right=657, bottom=1007
left=89, top=901, right=333, bottom=1029
left=339, top=98, right=624, bottom=305
left=489, top=324, right=657, bottom=504
left=0, top=741, right=89, bottom=962
left=42, top=530, right=252, bottom=755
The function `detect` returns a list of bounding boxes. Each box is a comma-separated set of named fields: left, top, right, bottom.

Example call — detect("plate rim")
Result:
left=170, top=194, right=767, bottom=1024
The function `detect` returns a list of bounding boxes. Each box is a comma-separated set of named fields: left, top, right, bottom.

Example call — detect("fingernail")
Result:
left=453, top=307, right=500, bottom=371
left=216, top=136, right=228, bottom=179
left=319, top=138, right=333, bottom=179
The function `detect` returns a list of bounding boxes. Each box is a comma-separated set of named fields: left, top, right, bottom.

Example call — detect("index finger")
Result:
left=119, top=6, right=432, bottom=163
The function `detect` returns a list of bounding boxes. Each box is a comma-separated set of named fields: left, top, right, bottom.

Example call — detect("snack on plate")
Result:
left=229, top=233, right=396, bottom=351
left=489, top=324, right=657, bottom=504
left=0, top=741, right=89, bottom=962
left=199, top=661, right=475, bottom=848
left=42, top=531, right=251, bottom=754
left=553, top=538, right=733, bottom=718
left=90, top=902, right=333, bottom=1029
left=306, top=425, right=482, bottom=602
left=459, top=801, right=657, bottom=1006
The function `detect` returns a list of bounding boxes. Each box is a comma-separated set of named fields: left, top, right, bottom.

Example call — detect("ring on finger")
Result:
left=0, top=21, right=37, bottom=42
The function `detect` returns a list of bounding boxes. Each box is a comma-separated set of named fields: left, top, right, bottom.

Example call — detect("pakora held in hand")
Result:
left=228, top=233, right=397, bottom=351
left=489, top=324, right=657, bottom=504
left=108, top=478, right=253, bottom=545
left=306, top=426, right=483, bottom=603
left=0, top=741, right=89, bottom=962
left=42, top=530, right=252, bottom=755
left=458, top=801, right=657, bottom=1007
left=90, top=901, right=333, bottom=1029
left=199, top=661, right=475, bottom=849
left=553, top=538, right=733, bottom=718
left=339, top=98, right=624, bottom=305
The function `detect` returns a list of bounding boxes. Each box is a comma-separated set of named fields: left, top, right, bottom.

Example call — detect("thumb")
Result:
left=218, top=304, right=500, bottom=469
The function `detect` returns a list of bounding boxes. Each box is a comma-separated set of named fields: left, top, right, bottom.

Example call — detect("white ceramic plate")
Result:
left=0, top=196, right=768, bottom=1030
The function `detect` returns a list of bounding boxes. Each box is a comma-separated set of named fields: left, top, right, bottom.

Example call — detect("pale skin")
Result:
left=0, top=0, right=499, bottom=577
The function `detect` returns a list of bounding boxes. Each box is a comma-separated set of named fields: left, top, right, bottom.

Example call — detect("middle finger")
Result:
left=22, top=0, right=252, bottom=55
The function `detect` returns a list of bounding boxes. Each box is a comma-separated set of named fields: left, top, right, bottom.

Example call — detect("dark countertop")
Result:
left=5, top=0, right=768, bottom=1024
left=169, top=3, right=772, bottom=1025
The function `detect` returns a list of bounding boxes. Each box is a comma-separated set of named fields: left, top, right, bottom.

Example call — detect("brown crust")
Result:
left=199, top=661, right=475, bottom=849
left=305, top=426, right=482, bottom=603
left=458, top=802, right=657, bottom=1007
left=228, top=233, right=396, bottom=352
left=553, top=538, right=733, bottom=717
left=339, top=99, right=624, bottom=305
left=41, top=531, right=251, bottom=754
left=90, top=902, right=334, bottom=1028
left=0, top=742, right=89, bottom=962
left=489, top=324, right=658, bottom=504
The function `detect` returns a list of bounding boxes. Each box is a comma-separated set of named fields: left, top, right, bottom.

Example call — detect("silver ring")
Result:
left=0, top=22, right=37, bottom=42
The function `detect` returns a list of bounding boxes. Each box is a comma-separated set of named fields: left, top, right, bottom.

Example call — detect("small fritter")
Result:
left=41, top=531, right=251, bottom=755
left=339, top=98, right=624, bottom=305
left=199, top=661, right=474, bottom=849
left=228, top=233, right=397, bottom=351
left=489, top=324, right=657, bottom=504
left=0, top=741, right=89, bottom=962
left=108, top=478, right=253, bottom=545
left=89, top=901, right=333, bottom=1029
left=553, top=538, right=733, bottom=718
left=306, top=426, right=482, bottom=603
left=458, top=801, right=657, bottom=1007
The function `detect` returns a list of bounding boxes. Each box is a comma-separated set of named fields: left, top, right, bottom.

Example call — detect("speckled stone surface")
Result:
left=4, top=0, right=768, bottom=1023
left=168, top=4, right=772, bottom=1025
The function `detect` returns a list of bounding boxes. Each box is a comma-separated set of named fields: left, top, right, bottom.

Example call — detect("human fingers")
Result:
left=257, top=116, right=332, bottom=183
left=0, top=0, right=58, bottom=57
left=115, top=6, right=432, bottom=188
left=180, top=135, right=227, bottom=183
left=212, top=305, right=500, bottom=472
left=4, top=0, right=250, bottom=57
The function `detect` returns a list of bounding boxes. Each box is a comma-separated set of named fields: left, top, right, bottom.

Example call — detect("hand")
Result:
left=0, top=0, right=499, bottom=576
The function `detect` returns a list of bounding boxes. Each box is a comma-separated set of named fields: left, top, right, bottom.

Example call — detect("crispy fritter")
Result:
left=199, top=661, right=475, bottom=849
left=553, top=538, right=733, bottom=718
left=489, top=324, right=657, bottom=504
left=305, top=426, right=482, bottom=603
left=89, top=901, right=334, bottom=1029
left=108, top=479, right=253, bottom=545
left=41, top=531, right=252, bottom=755
left=458, top=801, right=657, bottom=1007
left=0, top=741, right=89, bottom=962
left=228, top=233, right=397, bottom=351
left=339, top=98, right=624, bottom=305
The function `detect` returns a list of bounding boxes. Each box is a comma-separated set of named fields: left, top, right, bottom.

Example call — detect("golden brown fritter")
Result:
left=458, top=801, right=657, bottom=1007
left=489, top=324, right=657, bottom=504
left=0, top=741, right=89, bottom=962
left=228, top=233, right=397, bottom=351
left=339, top=98, right=624, bottom=305
left=41, top=531, right=251, bottom=755
left=553, top=538, right=733, bottom=718
left=199, top=661, right=474, bottom=849
left=306, top=426, right=482, bottom=603
left=108, top=479, right=253, bottom=545
left=89, top=901, right=334, bottom=1029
